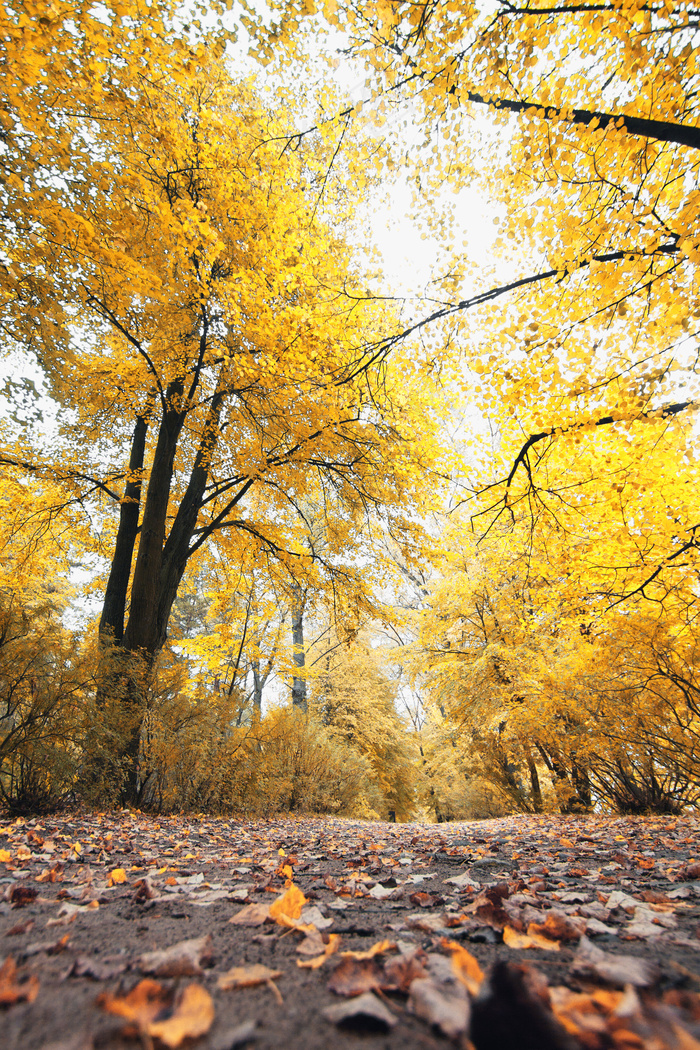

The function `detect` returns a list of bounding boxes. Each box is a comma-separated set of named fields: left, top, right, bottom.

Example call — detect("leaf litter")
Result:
left=1, top=811, right=700, bottom=1048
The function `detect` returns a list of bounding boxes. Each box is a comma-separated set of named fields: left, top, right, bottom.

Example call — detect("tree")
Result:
left=311, top=632, right=419, bottom=819
left=1, top=28, right=442, bottom=801
left=261, top=0, right=700, bottom=596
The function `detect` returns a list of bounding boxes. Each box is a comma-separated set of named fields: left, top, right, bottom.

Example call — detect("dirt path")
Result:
left=2, top=810, right=700, bottom=1049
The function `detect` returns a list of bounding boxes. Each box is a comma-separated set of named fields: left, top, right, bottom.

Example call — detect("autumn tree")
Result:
left=253, top=0, right=700, bottom=601
left=0, top=9, right=446, bottom=802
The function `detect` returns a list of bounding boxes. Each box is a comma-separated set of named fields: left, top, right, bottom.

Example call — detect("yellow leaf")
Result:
left=503, top=925, right=560, bottom=951
left=269, top=884, right=307, bottom=923
left=109, top=868, right=128, bottom=886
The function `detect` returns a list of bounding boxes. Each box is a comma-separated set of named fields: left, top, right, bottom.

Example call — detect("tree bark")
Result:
left=291, top=584, right=307, bottom=713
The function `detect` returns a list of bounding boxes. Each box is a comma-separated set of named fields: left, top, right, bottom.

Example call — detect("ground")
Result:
left=2, top=810, right=700, bottom=1049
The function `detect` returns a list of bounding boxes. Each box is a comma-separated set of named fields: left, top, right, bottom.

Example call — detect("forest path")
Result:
left=1, top=810, right=700, bottom=1049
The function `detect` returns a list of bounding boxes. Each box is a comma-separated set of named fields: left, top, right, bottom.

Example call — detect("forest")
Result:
left=1, top=0, right=699, bottom=823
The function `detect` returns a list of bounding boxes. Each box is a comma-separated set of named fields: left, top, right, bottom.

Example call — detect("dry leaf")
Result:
left=381, top=948, right=429, bottom=993
left=327, top=956, right=383, bottom=997
left=228, top=902, right=271, bottom=927
left=139, top=934, right=214, bottom=977
left=297, top=933, right=342, bottom=970
left=504, top=924, right=560, bottom=951
left=408, top=977, right=470, bottom=1039
left=217, top=964, right=282, bottom=990
left=98, top=979, right=214, bottom=1048
left=322, top=991, right=397, bottom=1030
left=443, top=939, right=485, bottom=995
left=149, top=984, right=215, bottom=1047
left=528, top=911, right=586, bottom=942
left=340, top=939, right=396, bottom=960
left=570, top=935, right=659, bottom=987
left=9, top=885, right=38, bottom=908
left=269, top=884, right=307, bottom=923
left=296, top=927, right=325, bottom=956
left=0, top=956, right=40, bottom=1005
left=108, top=868, right=127, bottom=886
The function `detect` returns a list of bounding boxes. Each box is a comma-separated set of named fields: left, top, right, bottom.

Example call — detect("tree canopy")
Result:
left=1, top=0, right=699, bottom=817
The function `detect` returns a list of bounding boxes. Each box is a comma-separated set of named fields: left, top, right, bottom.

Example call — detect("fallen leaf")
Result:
left=0, top=850, right=11, bottom=863
left=0, top=956, right=40, bottom=1005
left=442, top=939, right=485, bottom=995
left=408, top=977, right=470, bottom=1039
left=570, top=935, right=659, bottom=987
left=381, top=947, right=429, bottom=993
left=149, top=984, right=215, bottom=1047
left=5, top=918, right=35, bottom=936
left=296, top=927, right=326, bottom=956
left=139, top=934, right=214, bottom=977
left=217, top=964, right=282, bottom=990
left=228, top=902, right=271, bottom=926
left=108, top=868, right=127, bottom=886
left=328, top=956, right=383, bottom=996
left=297, top=933, right=342, bottom=970
left=68, top=956, right=129, bottom=980
left=528, top=911, right=586, bottom=942
left=504, top=925, right=560, bottom=951
left=340, top=939, right=396, bottom=960
left=98, top=979, right=214, bottom=1048
left=9, top=884, right=38, bottom=908
left=269, top=884, right=307, bottom=923
left=322, top=991, right=397, bottom=1030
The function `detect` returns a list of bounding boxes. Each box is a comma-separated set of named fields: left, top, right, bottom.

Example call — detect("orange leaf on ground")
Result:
left=149, top=984, right=215, bottom=1047
left=108, top=868, right=127, bottom=886
left=340, top=939, right=396, bottom=960
left=442, top=939, right=485, bottom=995
left=0, top=956, right=39, bottom=1005
left=503, top=924, right=560, bottom=951
left=98, top=979, right=214, bottom=1048
left=218, top=964, right=283, bottom=1004
left=217, top=964, right=283, bottom=990
left=269, top=884, right=307, bottom=923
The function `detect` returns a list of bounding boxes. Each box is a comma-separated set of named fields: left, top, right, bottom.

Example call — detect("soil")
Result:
left=2, top=810, right=700, bottom=1050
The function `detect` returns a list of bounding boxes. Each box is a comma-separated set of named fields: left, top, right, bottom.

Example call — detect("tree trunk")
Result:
left=291, top=584, right=307, bottom=712
left=102, top=372, right=227, bottom=804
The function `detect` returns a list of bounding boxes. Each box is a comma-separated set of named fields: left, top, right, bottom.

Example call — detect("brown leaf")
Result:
left=328, top=956, right=384, bottom=997
left=408, top=977, right=470, bottom=1040
left=0, top=956, right=40, bottom=1005
left=5, top=918, right=35, bottom=936
left=528, top=911, right=586, bottom=942
left=9, top=884, right=38, bottom=908
left=322, top=991, right=397, bottom=1030
left=139, top=934, right=214, bottom=977
left=409, top=891, right=443, bottom=908
left=228, top=902, right=271, bottom=926
left=381, top=948, right=429, bottom=993
left=570, top=935, right=659, bottom=987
